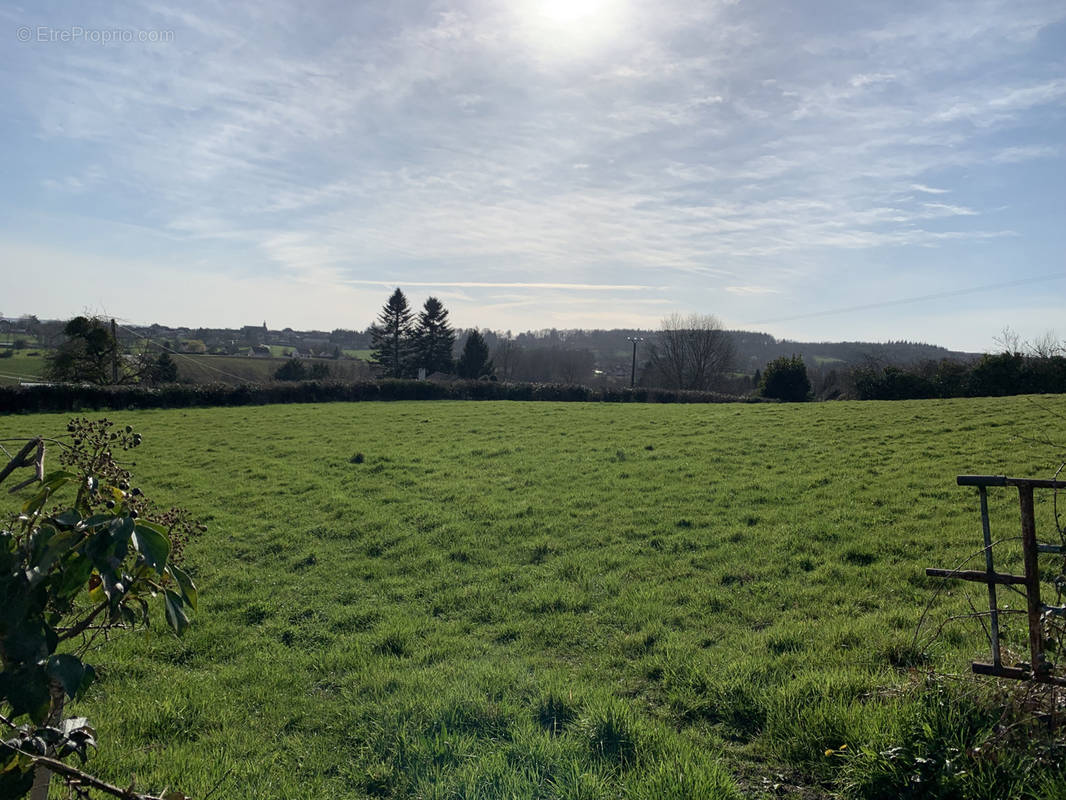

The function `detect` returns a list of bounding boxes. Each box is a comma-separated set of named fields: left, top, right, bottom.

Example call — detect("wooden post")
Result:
left=979, top=486, right=1001, bottom=668
left=1018, top=483, right=1046, bottom=674
left=111, top=318, right=119, bottom=384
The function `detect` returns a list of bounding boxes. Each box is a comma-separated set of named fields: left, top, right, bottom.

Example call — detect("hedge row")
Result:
left=852, top=354, right=1066, bottom=401
left=0, top=379, right=769, bottom=413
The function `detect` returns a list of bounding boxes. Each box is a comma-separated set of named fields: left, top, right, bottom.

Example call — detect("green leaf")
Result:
left=163, top=589, right=190, bottom=635
left=53, top=509, right=81, bottom=528
left=21, top=487, right=50, bottom=517
left=0, top=756, right=34, bottom=796
left=46, top=654, right=85, bottom=700
left=79, top=514, right=115, bottom=530
left=51, top=553, right=94, bottom=601
left=40, top=469, right=76, bottom=484
left=38, top=529, right=82, bottom=571
left=76, top=664, right=96, bottom=700
left=0, top=665, right=51, bottom=722
left=4, top=619, right=51, bottom=664
left=167, top=564, right=198, bottom=610
left=39, top=471, right=76, bottom=492
left=132, top=523, right=170, bottom=574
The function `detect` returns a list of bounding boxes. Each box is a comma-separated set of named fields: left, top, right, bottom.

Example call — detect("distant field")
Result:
left=0, top=351, right=372, bottom=386
left=172, top=354, right=371, bottom=383
left=3, top=397, right=1066, bottom=798
left=0, top=350, right=49, bottom=384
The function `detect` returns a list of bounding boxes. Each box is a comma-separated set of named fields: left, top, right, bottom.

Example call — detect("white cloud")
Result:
left=910, top=183, right=950, bottom=194
left=2, top=0, right=1064, bottom=343
left=725, top=286, right=781, bottom=295
left=922, top=202, right=979, bottom=217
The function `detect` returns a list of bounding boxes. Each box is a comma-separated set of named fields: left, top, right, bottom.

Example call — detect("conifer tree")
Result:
left=369, top=288, right=414, bottom=378
left=456, top=329, right=493, bottom=379
left=412, top=297, right=456, bottom=375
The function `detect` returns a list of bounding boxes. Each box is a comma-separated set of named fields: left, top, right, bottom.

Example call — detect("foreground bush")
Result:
left=1, top=419, right=199, bottom=799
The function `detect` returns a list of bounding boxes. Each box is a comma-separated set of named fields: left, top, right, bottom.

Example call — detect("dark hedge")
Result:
left=851, top=354, right=1066, bottom=401
left=0, top=380, right=770, bottom=414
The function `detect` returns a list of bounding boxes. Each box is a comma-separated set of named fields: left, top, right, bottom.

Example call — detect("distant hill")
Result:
left=724, top=331, right=979, bottom=374
left=474, top=327, right=978, bottom=377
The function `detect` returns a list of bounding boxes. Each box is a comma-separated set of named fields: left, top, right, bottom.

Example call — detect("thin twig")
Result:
left=57, top=602, right=110, bottom=643
left=913, top=535, right=1023, bottom=651
left=967, top=593, right=994, bottom=654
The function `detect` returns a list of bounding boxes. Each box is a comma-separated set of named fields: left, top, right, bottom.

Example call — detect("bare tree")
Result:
left=1027, top=331, right=1064, bottom=359
left=646, top=313, right=736, bottom=391
left=993, top=326, right=1022, bottom=355
left=492, top=337, right=523, bottom=381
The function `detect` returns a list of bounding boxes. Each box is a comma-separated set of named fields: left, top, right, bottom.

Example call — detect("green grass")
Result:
left=0, top=350, right=49, bottom=384
left=0, top=351, right=371, bottom=386
left=171, top=354, right=369, bottom=383
left=3, top=396, right=1066, bottom=798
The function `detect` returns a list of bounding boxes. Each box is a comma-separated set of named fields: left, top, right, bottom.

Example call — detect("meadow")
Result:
left=0, top=351, right=372, bottom=387
left=3, top=396, right=1066, bottom=798
left=159, top=354, right=370, bottom=385
left=0, top=350, right=49, bottom=384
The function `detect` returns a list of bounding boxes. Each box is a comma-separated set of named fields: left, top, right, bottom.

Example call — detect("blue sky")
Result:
left=2, top=0, right=1064, bottom=350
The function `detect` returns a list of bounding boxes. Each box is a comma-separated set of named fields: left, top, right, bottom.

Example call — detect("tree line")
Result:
left=22, top=304, right=1064, bottom=403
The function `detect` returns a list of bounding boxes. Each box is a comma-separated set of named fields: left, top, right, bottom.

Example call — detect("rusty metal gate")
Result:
left=927, top=474, right=1066, bottom=686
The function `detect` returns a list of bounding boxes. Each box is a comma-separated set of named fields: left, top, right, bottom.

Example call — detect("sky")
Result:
left=1, top=0, right=1064, bottom=351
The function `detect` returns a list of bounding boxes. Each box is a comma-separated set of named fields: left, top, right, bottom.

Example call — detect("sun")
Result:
left=537, top=0, right=613, bottom=27
left=522, top=0, right=624, bottom=51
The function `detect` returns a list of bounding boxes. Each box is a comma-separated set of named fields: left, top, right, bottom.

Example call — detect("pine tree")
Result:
left=412, top=297, right=456, bottom=375
left=369, top=289, right=414, bottom=378
left=456, top=330, right=493, bottom=379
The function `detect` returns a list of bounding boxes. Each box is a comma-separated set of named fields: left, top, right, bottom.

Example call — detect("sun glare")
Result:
left=523, top=0, right=624, bottom=52
left=538, top=0, right=611, bottom=26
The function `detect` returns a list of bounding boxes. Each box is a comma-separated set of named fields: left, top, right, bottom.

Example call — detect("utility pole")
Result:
left=626, top=336, right=643, bottom=387
left=111, top=318, right=119, bottom=385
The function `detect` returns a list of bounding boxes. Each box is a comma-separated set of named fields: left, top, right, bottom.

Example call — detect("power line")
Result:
left=742, top=271, right=1066, bottom=326
left=112, top=319, right=261, bottom=384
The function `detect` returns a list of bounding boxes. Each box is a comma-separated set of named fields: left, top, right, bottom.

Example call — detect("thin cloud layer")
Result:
left=2, top=0, right=1064, bottom=348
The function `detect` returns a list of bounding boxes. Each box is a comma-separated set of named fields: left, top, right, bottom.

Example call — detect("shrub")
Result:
left=759, top=355, right=811, bottom=402
left=0, top=418, right=200, bottom=798
left=274, top=359, right=308, bottom=381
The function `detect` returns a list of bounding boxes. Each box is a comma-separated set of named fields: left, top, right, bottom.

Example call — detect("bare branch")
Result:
left=0, top=742, right=176, bottom=800
left=56, top=602, right=111, bottom=642
left=0, top=438, right=41, bottom=488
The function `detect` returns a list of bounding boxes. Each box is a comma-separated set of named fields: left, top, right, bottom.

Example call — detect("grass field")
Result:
left=0, top=352, right=372, bottom=386
left=0, top=350, right=49, bottom=384
left=3, top=396, right=1066, bottom=798
left=171, top=354, right=372, bottom=384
